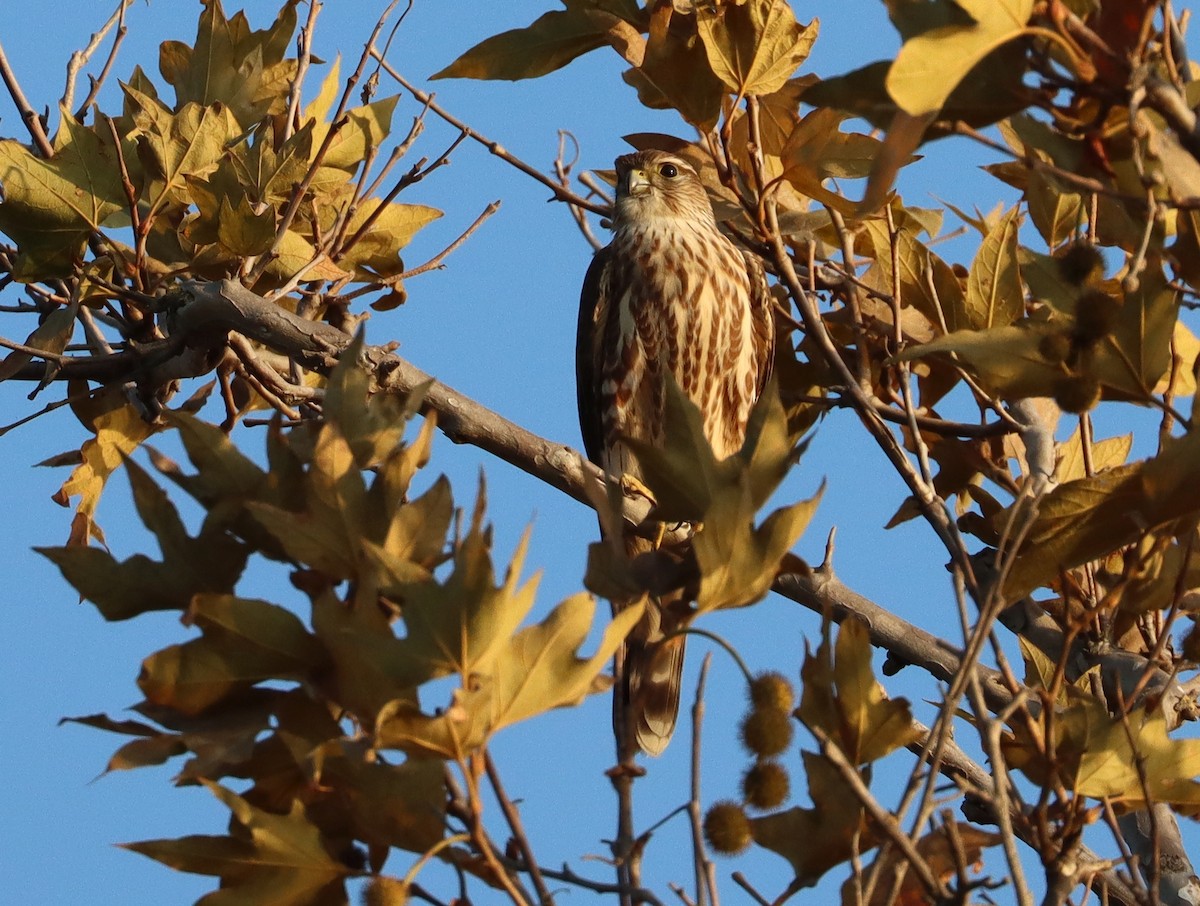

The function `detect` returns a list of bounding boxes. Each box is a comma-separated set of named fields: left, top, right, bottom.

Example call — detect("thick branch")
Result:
left=1, top=279, right=1180, bottom=902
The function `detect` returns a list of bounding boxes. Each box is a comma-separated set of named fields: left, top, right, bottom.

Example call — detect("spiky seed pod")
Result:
left=739, top=706, right=794, bottom=758
left=742, top=760, right=790, bottom=810
left=704, top=800, right=753, bottom=854
left=1037, top=330, right=1073, bottom=364
left=748, top=672, right=795, bottom=713
left=1073, top=289, right=1121, bottom=345
left=1057, top=242, right=1104, bottom=285
left=1054, top=375, right=1102, bottom=414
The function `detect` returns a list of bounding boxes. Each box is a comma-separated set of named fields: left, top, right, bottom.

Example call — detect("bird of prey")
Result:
left=576, top=149, right=776, bottom=756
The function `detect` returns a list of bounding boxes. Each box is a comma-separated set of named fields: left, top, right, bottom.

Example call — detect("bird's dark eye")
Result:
left=658, top=163, right=679, bottom=178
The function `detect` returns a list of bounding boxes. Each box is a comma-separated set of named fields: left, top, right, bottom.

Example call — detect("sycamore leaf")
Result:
left=840, top=826, right=1001, bottom=906
left=1054, top=427, right=1132, bottom=484
left=216, top=192, right=275, bottom=257
left=311, top=95, right=399, bottom=173
left=238, top=120, right=313, bottom=204
left=623, top=4, right=726, bottom=129
left=386, top=501, right=534, bottom=684
left=886, top=0, right=1035, bottom=116
left=0, top=306, right=75, bottom=382
left=249, top=425, right=367, bottom=578
left=696, top=0, right=818, bottom=97
left=138, top=595, right=324, bottom=715
left=320, top=333, right=413, bottom=467
left=50, top=404, right=156, bottom=546
left=860, top=216, right=966, bottom=332
left=333, top=199, right=443, bottom=278
left=124, top=781, right=351, bottom=904
left=897, top=321, right=1063, bottom=399
left=623, top=377, right=816, bottom=611
left=750, top=751, right=874, bottom=884
left=158, top=0, right=299, bottom=124
left=376, top=596, right=642, bottom=758
left=432, top=6, right=622, bottom=81
left=798, top=619, right=921, bottom=764
left=1076, top=708, right=1200, bottom=803
left=694, top=482, right=821, bottom=612
left=125, top=89, right=240, bottom=216
left=1092, top=265, right=1177, bottom=400
left=310, top=588, right=422, bottom=723
left=998, top=428, right=1200, bottom=600
left=1027, top=168, right=1083, bottom=248
left=964, top=204, right=1023, bottom=329
left=40, top=459, right=248, bottom=620
left=0, top=112, right=126, bottom=277
left=315, top=749, right=445, bottom=854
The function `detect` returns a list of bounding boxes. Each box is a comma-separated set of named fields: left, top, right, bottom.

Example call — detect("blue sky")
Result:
left=1, top=2, right=1188, bottom=904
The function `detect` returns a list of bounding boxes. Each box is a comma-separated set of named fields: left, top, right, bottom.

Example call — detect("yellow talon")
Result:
left=619, top=472, right=657, bottom=507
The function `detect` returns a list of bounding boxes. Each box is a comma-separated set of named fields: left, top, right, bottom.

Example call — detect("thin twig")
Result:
left=369, top=53, right=609, bottom=216
left=66, top=0, right=133, bottom=119
left=484, top=751, right=554, bottom=906
left=0, top=38, right=54, bottom=157
left=688, top=654, right=717, bottom=906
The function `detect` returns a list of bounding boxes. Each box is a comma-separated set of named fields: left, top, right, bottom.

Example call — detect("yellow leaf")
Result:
left=798, top=619, right=921, bottom=765
left=124, top=780, right=350, bottom=901
left=965, top=204, right=1023, bottom=330
left=376, top=596, right=643, bottom=757
left=696, top=0, right=818, bottom=97
left=886, top=0, right=1034, bottom=116
left=53, top=404, right=155, bottom=546
left=432, top=7, right=620, bottom=81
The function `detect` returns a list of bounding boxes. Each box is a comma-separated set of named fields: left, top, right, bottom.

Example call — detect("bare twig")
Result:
left=0, top=38, right=54, bottom=157
left=66, top=0, right=133, bottom=119
left=368, top=54, right=609, bottom=217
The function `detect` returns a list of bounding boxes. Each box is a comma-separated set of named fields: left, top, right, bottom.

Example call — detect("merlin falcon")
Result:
left=576, top=150, right=776, bottom=755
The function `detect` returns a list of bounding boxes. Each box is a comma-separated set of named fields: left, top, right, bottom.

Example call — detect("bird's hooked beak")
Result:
left=625, top=168, right=652, bottom=198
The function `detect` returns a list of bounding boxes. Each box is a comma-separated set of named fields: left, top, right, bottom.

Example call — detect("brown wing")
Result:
left=576, top=245, right=611, bottom=467
left=743, top=248, right=776, bottom=397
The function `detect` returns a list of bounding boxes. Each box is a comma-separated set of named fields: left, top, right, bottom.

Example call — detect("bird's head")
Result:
left=612, top=150, right=715, bottom=229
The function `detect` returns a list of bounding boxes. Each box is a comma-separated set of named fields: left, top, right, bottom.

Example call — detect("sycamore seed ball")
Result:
left=1037, top=330, right=1073, bottom=364
left=749, top=672, right=795, bottom=712
left=704, top=800, right=753, bottom=855
left=1057, top=241, right=1104, bottom=286
left=742, top=761, right=790, bottom=810
left=1054, top=375, right=1102, bottom=414
left=739, top=706, right=794, bottom=758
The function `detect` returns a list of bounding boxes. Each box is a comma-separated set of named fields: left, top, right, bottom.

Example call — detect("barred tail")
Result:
left=615, top=535, right=686, bottom=757
left=625, top=631, right=686, bottom=756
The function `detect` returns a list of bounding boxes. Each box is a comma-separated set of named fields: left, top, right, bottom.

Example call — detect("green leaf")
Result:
left=886, top=0, right=1034, bottom=116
